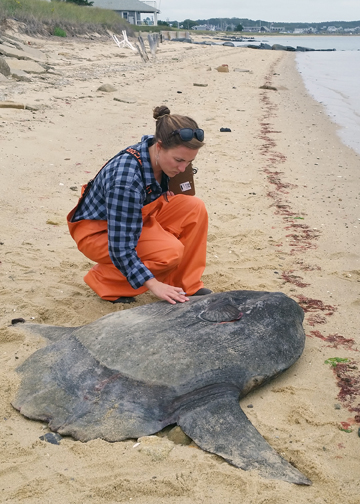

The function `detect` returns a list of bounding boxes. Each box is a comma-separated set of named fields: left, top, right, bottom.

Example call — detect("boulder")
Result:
left=5, top=58, right=46, bottom=74
left=259, top=43, right=272, bottom=50
left=296, top=46, right=315, bottom=52
left=15, top=43, right=47, bottom=62
left=97, top=84, right=116, bottom=92
left=170, top=38, right=192, bottom=43
left=272, top=44, right=296, bottom=52
left=0, top=56, right=10, bottom=77
left=11, top=69, right=32, bottom=82
left=0, top=42, right=46, bottom=62
left=216, top=64, right=229, bottom=73
left=247, top=43, right=272, bottom=50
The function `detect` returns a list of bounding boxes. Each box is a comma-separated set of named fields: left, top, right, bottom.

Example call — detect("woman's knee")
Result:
left=165, top=239, right=184, bottom=268
left=150, top=239, right=184, bottom=271
left=170, top=194, right=207, bottom=220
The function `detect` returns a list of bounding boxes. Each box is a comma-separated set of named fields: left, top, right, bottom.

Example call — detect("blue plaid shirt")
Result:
left=72, top=135, right=168, bottom=289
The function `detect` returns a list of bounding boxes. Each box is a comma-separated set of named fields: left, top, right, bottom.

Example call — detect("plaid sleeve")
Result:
left=105, top=158, right=154, bottom=290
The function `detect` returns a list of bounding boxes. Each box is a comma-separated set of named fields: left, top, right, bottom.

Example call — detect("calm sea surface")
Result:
left=236, top=36, right=360, bottom=155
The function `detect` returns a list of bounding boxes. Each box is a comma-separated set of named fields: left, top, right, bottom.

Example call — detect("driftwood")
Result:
left=137, top=36, right=149, bottom=62
left=147, top=33, right=159, bottom=57
left=0, top=101, right=38, bottom=111
left=112, top=31, right=137, bottom=52
left=112, top=31, right=158, bottom=63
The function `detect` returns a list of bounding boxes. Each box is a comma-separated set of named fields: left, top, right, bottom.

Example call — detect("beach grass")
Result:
left=134, top=25, right=166, bottom=33
left=0, top=0, right=133, bottom=36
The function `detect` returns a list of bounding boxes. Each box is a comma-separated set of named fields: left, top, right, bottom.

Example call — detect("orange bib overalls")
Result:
left=67, top=151, right=208, bottom=301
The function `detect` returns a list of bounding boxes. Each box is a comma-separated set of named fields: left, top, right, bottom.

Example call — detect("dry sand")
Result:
left=0, top=30, right=359, bottom=503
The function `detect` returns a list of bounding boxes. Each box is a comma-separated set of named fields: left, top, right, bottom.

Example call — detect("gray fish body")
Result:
left=12, top=290, right=311, bottom=485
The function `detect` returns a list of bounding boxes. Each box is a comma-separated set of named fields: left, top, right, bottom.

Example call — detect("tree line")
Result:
left=159, top=17, right=360, bottom=31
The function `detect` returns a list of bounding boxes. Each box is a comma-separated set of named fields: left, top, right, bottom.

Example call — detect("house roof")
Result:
left=92, top=0, right=159, bottom=13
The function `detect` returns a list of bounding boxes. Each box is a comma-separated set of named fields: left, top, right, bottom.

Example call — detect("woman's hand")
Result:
left=144, top=278, right=189, bottom=305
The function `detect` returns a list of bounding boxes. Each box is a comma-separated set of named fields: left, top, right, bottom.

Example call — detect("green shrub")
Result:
left=53, top=26, right=67, bottom=37
left=135, top=25, right=167, bottom=33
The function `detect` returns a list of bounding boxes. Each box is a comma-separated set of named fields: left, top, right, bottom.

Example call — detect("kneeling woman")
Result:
left=67, top=105, right=210, bottom=305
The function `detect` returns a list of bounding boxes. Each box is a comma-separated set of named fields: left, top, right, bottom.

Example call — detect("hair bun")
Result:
left=153, top=105, right=171, bottom=121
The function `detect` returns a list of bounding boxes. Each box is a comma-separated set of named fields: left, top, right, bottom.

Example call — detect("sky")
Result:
left=156, top=0, right=360, bottom=23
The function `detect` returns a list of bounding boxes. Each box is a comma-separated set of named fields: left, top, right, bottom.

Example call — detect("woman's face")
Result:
left=158, top=144, right=199, bottom=178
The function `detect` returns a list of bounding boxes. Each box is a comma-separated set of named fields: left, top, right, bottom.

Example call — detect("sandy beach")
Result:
left=1, top=28, right=359, bottom=503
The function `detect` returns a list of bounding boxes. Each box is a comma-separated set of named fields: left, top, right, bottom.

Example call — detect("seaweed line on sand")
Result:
left=281, top=271, right=310, bottom=288
left=258, top=66, right=320, bottom=257
left=256, top=61, right=360, bottom=421
left=327, top=360, right=360, bottom=424
left=295, top=295, right=337, bottom=315
left=309, top=330, right=358, bottom=352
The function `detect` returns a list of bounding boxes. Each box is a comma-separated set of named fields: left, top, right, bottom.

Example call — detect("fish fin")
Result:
left=177, top=392, right=311, bottom=485
left=200, top=298, right=242, bottom=322
left=12, top=323, right=79, bottom=341
left=13, top=337, right=170, bottom=442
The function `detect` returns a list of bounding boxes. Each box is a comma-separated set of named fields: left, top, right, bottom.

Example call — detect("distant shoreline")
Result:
left=212, top=32, right=360, bottom=38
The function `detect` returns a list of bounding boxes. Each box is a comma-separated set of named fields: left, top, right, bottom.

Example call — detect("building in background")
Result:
left=91, top=0, right=159, bottom=25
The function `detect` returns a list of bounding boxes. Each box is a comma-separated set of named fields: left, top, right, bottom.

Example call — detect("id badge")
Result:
left=168, top=163, right=196, bottom=196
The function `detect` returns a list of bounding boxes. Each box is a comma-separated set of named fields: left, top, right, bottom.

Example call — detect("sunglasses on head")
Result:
left=171, top=128, right=204, bottom=142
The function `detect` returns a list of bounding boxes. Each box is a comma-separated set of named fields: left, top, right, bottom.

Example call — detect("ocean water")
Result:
left=240, top=36, right=360, bottom=155
left=296, top=49, right=360, bottom=155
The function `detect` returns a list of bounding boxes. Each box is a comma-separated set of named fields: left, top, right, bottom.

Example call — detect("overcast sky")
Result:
left=157, top=0, right=360, bottom=23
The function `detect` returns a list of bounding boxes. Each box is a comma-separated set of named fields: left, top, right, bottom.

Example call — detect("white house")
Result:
left=91, top=0, right=160, bottom=26
left=192, top=25, right=211, bottom=31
